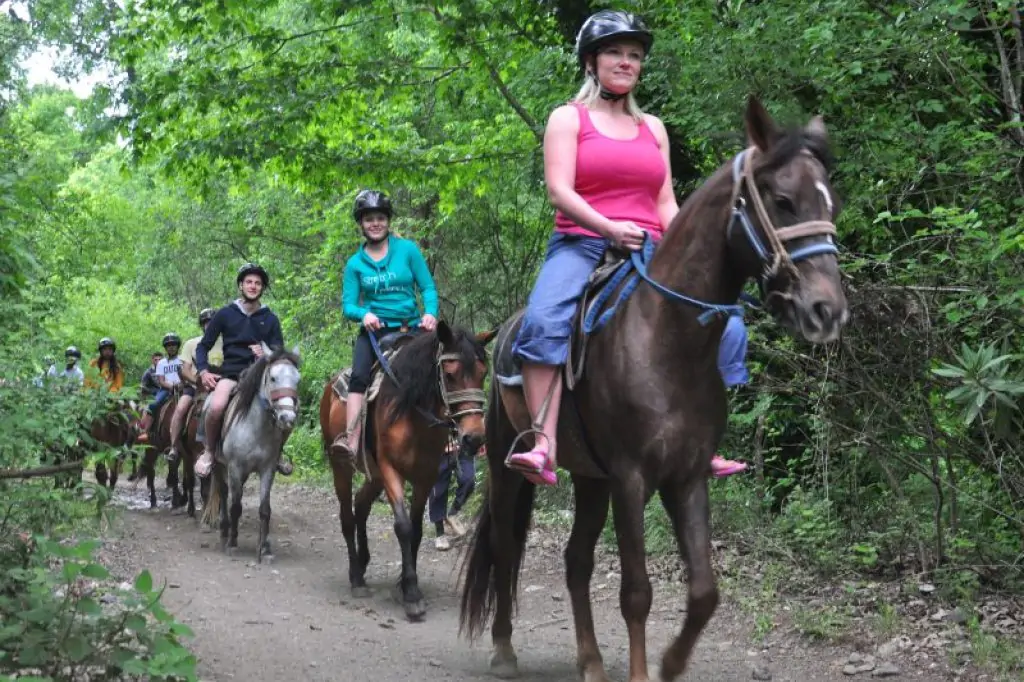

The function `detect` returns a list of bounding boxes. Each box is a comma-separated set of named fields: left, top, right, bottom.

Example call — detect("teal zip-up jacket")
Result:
left=342, top=235, right=439, bottom=328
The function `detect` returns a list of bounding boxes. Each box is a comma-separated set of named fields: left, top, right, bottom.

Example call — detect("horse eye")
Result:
left=270, top=376, right=277, bottom=383
left=774, top=195, right=796, bottom=214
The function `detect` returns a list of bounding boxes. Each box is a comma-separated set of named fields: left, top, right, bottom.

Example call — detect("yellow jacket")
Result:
left=87, top=357, right=125, bottom=392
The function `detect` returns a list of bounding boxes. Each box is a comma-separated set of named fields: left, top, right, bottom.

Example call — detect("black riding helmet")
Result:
left=352, top=189, right=393, bottom=223
left=199, top=308, right=215, bottom=326
left=575, top=10, right=654, bottom=67
left=162, top=333, right=181, bottom=348
left=98, top=337, right=116, bottom=353
left=65, top=346, right=81, bottom=359
left=236, top=263, right=269, bottom=288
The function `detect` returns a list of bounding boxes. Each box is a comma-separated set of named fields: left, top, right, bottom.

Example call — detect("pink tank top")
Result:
left=554, top=102, right=666, bottom=240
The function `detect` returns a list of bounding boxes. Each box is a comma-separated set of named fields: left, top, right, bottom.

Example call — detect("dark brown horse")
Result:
left=460, top=97, right=850, bottom=681
left=89, top=400, right=141, bottom=492
left=127, top=392, right=182, bottom=509
left=321, top=322, right=495, bottom=620
left=167, top=394, right=206, bottom=518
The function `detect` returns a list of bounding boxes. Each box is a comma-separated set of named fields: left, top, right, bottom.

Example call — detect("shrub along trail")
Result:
left=96, top=478, right=941, bottom=682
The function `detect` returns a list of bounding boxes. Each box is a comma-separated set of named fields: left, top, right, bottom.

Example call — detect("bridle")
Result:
left=727, top=146, right=839, bottom=292
left=260, top=358, right=299, bottom=428
left=437, top=349, right=486, bottom=423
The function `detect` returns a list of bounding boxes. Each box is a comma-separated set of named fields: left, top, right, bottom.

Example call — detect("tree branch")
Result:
left=0, top=461, right=84, bottom=480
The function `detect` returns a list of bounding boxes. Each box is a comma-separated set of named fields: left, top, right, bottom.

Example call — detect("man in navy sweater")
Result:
left=194, top=263, right=293, bottom=477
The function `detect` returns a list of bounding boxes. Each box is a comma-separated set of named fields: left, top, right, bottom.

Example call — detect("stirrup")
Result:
left=504, top=427, right=556, bottom=474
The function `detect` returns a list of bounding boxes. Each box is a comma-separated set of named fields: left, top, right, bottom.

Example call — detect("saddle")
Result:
left=495, top=248, right=630, bottom=391
left=330, top=331, right=415, bottom=476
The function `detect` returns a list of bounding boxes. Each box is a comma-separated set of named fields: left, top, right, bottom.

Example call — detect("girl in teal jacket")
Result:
left=332, top=189, right=439, bottom=460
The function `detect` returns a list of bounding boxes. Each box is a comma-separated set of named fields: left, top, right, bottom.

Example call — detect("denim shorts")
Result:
left=718, top=315, right=750, bottom=388
left=512, top=232, right=608, bottom=366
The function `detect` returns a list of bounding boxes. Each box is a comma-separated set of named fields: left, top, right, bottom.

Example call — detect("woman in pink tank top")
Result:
left=508, top=10, right=746, bottom=485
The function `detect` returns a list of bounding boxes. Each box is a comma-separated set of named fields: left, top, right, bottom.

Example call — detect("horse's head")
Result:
left=261, top=347, right=301, bottom=432
left=436, top=321, right=496, bottom=451
left=727, top=96, right=849, bottom=344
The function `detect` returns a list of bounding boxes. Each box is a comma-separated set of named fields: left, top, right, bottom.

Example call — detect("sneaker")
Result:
left=434, top=535, right=451, bottom=552
left=195, top=449, right=214, bottom=478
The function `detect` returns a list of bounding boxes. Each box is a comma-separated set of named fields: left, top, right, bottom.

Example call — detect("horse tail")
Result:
left=458, top=380, right=535, bottom=641
left=200, top=464, right=222, bottom=527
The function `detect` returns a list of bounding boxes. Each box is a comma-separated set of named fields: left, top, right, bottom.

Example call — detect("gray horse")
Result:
left=201, top=345, right=300, bottom=563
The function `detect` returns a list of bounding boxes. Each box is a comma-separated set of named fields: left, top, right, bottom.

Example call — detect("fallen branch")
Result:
left=0, top=461, right=84, bottom=480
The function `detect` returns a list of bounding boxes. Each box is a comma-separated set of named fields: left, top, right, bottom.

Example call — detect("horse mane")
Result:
left=382, top=326, right=486, bottom=426
left=226, top=347, right=300, bottom=428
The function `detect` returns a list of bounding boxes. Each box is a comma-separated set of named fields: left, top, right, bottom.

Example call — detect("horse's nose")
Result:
left=805, top=297, right=848, bottom=343
left=462, top=432, right=483, bottom=451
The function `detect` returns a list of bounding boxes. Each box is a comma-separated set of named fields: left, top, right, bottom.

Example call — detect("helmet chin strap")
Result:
left=589, top=71, right=627, bottom=102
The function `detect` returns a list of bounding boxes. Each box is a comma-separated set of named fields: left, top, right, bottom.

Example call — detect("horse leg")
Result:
left=378, top=457, right=425, bottom=621
left=108, top=455, right=120, bottom=490
left=257, top=465, right=275, bottom=563
left=183, top=451, right=196, bottom=518
left=145, top=448, right=158, bottom=508
left=408, top=481, right=429, bottom=583
left=95, top=460, right=109, bottom=488
left=217, top=466, right=231, bottom=550
left=658, top=478, right=718, bottom=681
left=610, top=474, right=654, bottom=682
left=353, top=477, right=383, bottom=590
left=227, top=467, right=244, bottom=553
left=567, top=475, right=612, bottom=682
left=168, top=456, right=184, bottom=508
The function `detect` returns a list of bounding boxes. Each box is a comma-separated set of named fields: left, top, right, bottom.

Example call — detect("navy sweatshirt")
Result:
left=196, top=300, right=284, bottom=378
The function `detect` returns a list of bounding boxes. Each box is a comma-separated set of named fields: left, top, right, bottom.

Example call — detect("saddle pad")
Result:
left=330, top=346, right=402, bottom=403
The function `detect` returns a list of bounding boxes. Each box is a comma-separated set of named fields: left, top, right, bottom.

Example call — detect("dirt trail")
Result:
left=97, top=479, right=944, bottom=682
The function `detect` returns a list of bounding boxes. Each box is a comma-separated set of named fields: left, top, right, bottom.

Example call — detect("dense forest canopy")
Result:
left=2, top=0, right=1022, bottom=589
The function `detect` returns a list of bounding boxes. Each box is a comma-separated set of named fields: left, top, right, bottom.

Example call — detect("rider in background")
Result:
left=713, top=315, right=751, bottom=476
left=136, top=334, right=182, bottom=443
left=194, top=264, right=291, bottom=478
left=506, top=10, right=745, bottom=486
left=167, top=308, right=221, bottom=464
left=139, top=352, right=163, bottom=398
left=43, top=346, right=84, bottom=387
left=428, top=437, right=477, bottom=551
left=86, top=337, right=125, bottom=392
left=330, top=189, right=439, bottom=462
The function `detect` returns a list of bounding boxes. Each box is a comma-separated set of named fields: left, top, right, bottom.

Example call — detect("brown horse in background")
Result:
left=90, top=400, right=140, bottom=492
left=168, top=394, right=206, bottom=518
left=320, top=322, right=495, bottom=620
left=460, top=97, right=850, bottom=681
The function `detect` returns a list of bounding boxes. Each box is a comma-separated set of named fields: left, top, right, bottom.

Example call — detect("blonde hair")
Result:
left=573, top=73, right=645, bottom=123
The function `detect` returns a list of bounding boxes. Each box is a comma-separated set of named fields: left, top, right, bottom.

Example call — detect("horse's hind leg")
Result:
left=226, top=468, right=244, bottom=553
left=145, top=449, right=158, bottom=508
left=610, top=473, right=654, bottom=682
left=183, top=452, right=196, bottom=518
left=657, top=477, right=718, bottom=682
left=567, top=475, right=612, bottom=682
left=352, top=476, right=383, bottom=593
left=217, top=466, right=231, bottom=550
left=257, top=466, right=275, bottom=564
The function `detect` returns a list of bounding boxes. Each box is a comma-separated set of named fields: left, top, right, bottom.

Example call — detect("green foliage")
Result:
left=0, top=538, right=197, bottom=681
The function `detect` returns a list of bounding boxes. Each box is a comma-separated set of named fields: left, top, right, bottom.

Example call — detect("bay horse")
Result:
left=89, top=400, right=140, bottom=493
left=320, top=321, right=494, bottom=620
left=201, top=346, right=300, bottom=563
left=130, top=391, right=182, bottom=509
left=459, top=97, right=849, bottom=681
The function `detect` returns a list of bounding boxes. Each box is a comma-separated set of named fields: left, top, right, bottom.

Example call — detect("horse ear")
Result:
left=805, top=115, right=827, bottom=141
left=475, top=328, right=499, bottom=348
left=436, top=320, right=454, bottom=347
left=744, top=95, right=779, bottom=152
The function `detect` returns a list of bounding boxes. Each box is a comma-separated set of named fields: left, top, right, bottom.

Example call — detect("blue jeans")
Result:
left=719, top=315, right=750, bottom=388
left=428, top=451, right=475, bottom=524
left=148, top=388, right=170, bottom=414
left=513, top=233, right=608, bottom=366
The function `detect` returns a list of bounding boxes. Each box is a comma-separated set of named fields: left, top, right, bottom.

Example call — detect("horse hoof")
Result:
left=403, top=600, right=426, bottom=622
left=225, top=546, right=237, bottom=557
left=259, top=554, right=274, bottom=565
left=489, top=651, right=519, bottom=679
left=351, top=585, right=371, bottom=599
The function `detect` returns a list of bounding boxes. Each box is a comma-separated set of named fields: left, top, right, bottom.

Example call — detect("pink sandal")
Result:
left=506, top=449, right=558, bottom=487
left=711, top=454, right=747, bottom=478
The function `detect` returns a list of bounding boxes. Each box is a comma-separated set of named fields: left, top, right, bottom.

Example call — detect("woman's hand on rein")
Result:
left=606, top=220, right=646, bottom=252
left=420, top=314, right=438, bottom=332
left=362, top=312, right=382, bottom=331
